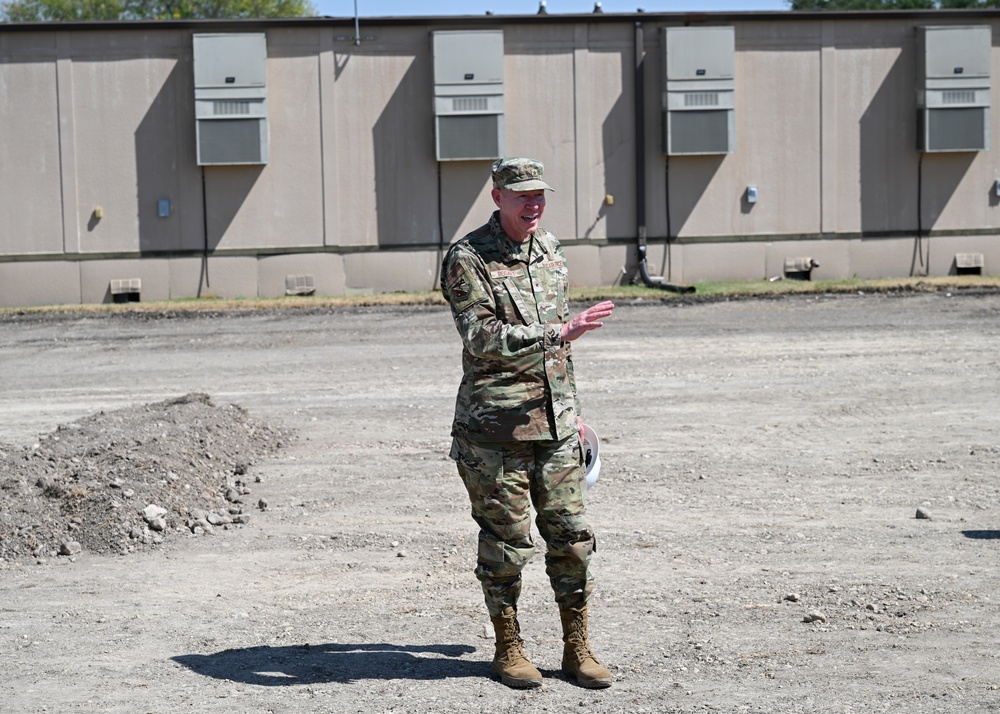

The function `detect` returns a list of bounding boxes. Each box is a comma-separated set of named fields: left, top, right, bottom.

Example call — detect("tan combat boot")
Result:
left=560, top=605, right=612, bottom=688
left=489, top=607, right=543, bottom=688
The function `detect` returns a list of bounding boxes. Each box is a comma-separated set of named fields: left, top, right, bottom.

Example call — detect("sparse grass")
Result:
left=1, top=275, right=998, bottom=318
left=574, top=274, right=1000, bottom=301
left=684, top=274, right=1000, bottom=297
left=0, top=291, right=449, bottom=317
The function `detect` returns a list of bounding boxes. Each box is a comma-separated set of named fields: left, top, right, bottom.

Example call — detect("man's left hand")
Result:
left=561, top=301, right=615, bottom=342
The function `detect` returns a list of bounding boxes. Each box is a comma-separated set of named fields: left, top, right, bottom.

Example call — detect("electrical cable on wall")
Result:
left=200, top=167, right=210, bottom=294
left=915, top=152, right=926, bottom=275
left=634, top=21, right=693, bottom=294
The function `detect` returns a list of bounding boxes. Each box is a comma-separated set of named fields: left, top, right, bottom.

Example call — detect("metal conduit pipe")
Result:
left=634, top=21, right=694, bottom=294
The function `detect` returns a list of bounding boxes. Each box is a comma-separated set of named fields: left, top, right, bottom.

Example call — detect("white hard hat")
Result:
left=581, top=423, right=600, bottom=489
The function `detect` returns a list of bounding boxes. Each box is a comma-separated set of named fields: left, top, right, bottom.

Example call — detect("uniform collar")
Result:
left=490, top=211, right=542, bottom=264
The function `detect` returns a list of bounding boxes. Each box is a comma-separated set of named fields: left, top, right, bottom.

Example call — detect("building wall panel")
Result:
left=331, top=28, right=438, bottom=248
left=0, top=57, right=62, bottom=255
left=0, top=261, right=80, bottom=306
left=258, top=252, right=346, bottom=297
left=80, top=258, right=171, bottom=304
left=343, top=251, right=440, bottom=293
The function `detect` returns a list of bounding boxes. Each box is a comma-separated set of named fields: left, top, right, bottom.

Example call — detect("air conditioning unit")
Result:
left=193, top=33, right=269, bottom=165
left=432, top=30, right=505, bottom=161
left=661, top=26, right=735, bottom=156
left=916, top=26, right=991, bottom=153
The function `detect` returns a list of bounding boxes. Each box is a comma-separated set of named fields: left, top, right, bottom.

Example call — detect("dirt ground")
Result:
left=2, top=291, right=999, bottom=714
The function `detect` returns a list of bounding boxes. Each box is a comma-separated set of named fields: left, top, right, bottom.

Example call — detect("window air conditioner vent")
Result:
left=214, top=99, right=251, bottom=115
left=684, top=92, right=720, bottom=107
left=453, top=96, right=489, bottom=112
left=942, top=90, right=976, bottom=105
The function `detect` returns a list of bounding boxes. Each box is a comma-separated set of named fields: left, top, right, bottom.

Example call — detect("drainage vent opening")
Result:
left=783, top=257, right=819, bottom=281
left=110, top=278, right=141, bottom=303
left=955, top=253, right=984, bottom=276
left=285, top=274, right=316, bottom=296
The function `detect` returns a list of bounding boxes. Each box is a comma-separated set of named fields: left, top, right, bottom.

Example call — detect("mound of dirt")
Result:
left=0, top=393, right=290, bottom=564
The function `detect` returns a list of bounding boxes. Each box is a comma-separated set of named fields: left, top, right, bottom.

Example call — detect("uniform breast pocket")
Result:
left=500, top=278, right=535, bottom=326
left=492, top=284, right=520, bottom=325
left=529, top=263, right=567, bottom=323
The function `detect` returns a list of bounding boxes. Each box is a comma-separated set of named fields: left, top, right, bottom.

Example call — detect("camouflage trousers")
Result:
left=450, top=433, right=596, bottom=618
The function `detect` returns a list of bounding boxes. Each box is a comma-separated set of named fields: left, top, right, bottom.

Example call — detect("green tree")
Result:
left=1, top=0, right=315, bottom=20
left=789, top=0, right=1000, bottom=7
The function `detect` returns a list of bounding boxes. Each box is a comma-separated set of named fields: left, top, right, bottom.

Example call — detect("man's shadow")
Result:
left=961, top=530, right=1000, bottom=540
left=172, top=642, right=481, bottom=685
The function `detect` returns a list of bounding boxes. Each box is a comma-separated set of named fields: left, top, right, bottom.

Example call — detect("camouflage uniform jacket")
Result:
left=441, top=211, right=579, bottom=442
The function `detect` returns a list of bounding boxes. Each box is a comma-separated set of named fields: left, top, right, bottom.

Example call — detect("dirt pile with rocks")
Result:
left=0, top=393, right=290, bottom=564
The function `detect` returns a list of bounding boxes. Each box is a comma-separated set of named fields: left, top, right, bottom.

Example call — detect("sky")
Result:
left=313, top=1, right=790, bottom=19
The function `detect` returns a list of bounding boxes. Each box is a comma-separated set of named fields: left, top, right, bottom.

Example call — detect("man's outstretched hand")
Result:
left=561, top=300, right=615, bottom=342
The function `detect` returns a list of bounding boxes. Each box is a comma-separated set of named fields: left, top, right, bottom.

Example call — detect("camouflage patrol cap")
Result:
left=491, top=157, right=554, bottom=191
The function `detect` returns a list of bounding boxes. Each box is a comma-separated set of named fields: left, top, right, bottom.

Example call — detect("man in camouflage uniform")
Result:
left=441, top=157, right=615, bottom=690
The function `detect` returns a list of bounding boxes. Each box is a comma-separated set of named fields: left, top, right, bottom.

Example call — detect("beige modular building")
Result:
left=0, top=9, right=998, bottom=307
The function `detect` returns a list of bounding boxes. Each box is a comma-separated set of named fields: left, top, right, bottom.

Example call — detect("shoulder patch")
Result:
left=443, top=256, right=489, bottom=314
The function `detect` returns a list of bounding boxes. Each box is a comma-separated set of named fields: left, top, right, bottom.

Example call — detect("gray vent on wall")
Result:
left=942, top=90, right=976, bottom=105
left=453, top=97, right=490, bottom=112
left=923, top=108, right=986, bottom=152
left=437, top=115, right=502, bottom=161
left=916, top=25, right=991, bottom=153
left=668, top=111, right=730, bottom=154
left=198, top=120, right=266, bottom=165
left=193, top=33, right=269, bottom=166
left=432, top=30, right=505, bottom=161
left=214, top=100, right=252, bottom=115
left=684, top=92, right=721, bottom=108
left=661, top=26, right=735, bottom=156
